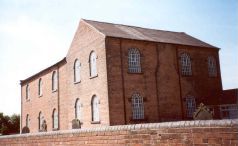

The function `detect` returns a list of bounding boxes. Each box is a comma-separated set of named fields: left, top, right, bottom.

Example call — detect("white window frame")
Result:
left=38, top=112, right=44, bottom=131
left=52, top=109, right=58, bottom=129
left=89, top=51, right=97, bottom=77
left=26, top=114, right=30, bottom=127
left=185, top=96, right=196, bottom=118
left=26, top=84, right=29, bottom=100
left=128, top=48, right=141, bottom=73
left=75, top=98, right=82, bottom=120
left=208, top=56, right=217, bottom=77
left=52, top=71, right=58, bottom=91
left=38, top=78, right=42, bottom=96
left=131, top=93, right=144, bottom=120
left=91, top=95, right=100, bottom=122
left=74, top=59, right=81, bottom=83
left=180, top=53, right=192, bottom=76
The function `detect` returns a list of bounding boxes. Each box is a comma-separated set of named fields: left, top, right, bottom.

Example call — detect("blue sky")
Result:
left=0, top=0, right=237, bottom=115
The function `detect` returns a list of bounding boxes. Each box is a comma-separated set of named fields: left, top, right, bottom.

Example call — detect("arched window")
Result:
left=128, top=48, right=141, bottom=73
left=38, top=78, right=42, bottom=96
left=89, top=51, right=97, bottom=77
left=208, top=56, right=217, bottom=77
left=52, top=71, right=57, bottom=91
left=131, top=93, right=144, bottom=120
left=38, top=112, right=44, bottom=131
left=26, top=114, right=30, bottom=127
left=74, top=59, right=81, bottom=82
left=75, top=98, right=82, bottom=120
left=52, top=109, right=58, bottom=130
left=185, top=96, right=196, bottom=118
left=180, top=53, right=192, bottom=76
left=91, top=95, right=100, bottom=122
left=26, top=84, right=29, bottom=100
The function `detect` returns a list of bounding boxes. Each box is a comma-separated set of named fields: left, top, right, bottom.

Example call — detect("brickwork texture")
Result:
left=0, top=119, right=237, bottom=146
left=20, top=19, right=223, bottom=133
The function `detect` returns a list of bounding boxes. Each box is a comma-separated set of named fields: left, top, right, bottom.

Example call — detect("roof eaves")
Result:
left=20, top=57, right=66, bottom=85
left=106, top=35, right=219, bottom=50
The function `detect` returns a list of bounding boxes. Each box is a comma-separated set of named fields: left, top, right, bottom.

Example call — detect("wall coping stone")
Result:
left=0, top=119, right=237, bottom=139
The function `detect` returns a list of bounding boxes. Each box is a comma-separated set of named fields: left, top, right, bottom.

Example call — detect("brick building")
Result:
left=219, top=89, right=238, bottom=119
left=20, top=19, right=223, bottom=133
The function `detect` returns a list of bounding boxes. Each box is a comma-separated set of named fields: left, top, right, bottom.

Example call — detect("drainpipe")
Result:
left=57, top=66, right=60, bottom=130
left=176, top=47, right=184, bottom=120
left=119, top=39, right=127, bottom=124
left=155, top=44, right=160, bottom=121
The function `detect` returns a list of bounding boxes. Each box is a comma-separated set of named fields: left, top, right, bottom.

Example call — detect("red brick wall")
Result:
left=20, top=20, right=223, bottom=133
left=1, top=119, right=237, bottom=146
left=21, top=20, right=110, bottom=133
left=177, top=45, right=222, bottom=119
left=21, top=61, right=66, bottom=133
left=65, top=20, right=110, bottom=129
left=106, top=37, right=222, bottom=124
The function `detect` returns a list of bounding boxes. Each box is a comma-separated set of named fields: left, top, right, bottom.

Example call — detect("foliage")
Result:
left=0, top=112, right=20, bottom=135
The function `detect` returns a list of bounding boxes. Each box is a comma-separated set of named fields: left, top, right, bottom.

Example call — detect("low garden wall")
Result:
left=0, top=119, right=237, bottom=146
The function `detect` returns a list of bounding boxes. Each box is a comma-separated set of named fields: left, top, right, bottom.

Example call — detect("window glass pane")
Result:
left=90, top=52, right=97, bottom=77
left=26, top=115, right=29, bottom=127
left=92, top=96, right=99, bottom=121
left=74, top=60, right=81, bottom=82
left=128, top=48, right=141, bottom=73
left=53, top=110, right=58, bottom=129
left=132, top=93, right=144, bottom=120
left=52, top=71, right=57, bottom=91
left=75, top=99, right=81, bottom=120
left=180, top=53, right=192, bottom=76
left=26, top=85, right=29, bottom=100
left=39, top=79, right=42, bottom=96
left=208, top=56, right=217, bottom=77
left=185, top=96, right=196, bottom=117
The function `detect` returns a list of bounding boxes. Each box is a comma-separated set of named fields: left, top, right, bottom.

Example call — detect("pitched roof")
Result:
left=83, top=19, right=218, bottom=49
left=20, top=58, right=66, bottom=85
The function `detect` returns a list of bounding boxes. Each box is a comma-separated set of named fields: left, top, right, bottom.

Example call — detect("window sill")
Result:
left=91, top=121, right=100, bottom=124
left=90, top=74, right=98, bottom=79
left=52, top=89, right=58, bottom=93
left=39, top=94, right=43, bottom=97
left=181, top=74, right=193, bottom=77
left=52, top=128, right=59, bottom=131
left=130, top=117, right=148, bottom=123
left=127, top=71, right=143, bottom=74
left=74, top=81, right=81, bottom=84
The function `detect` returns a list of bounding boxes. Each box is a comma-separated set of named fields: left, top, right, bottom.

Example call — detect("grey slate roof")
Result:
left=84, top=19, right=218, bottom=49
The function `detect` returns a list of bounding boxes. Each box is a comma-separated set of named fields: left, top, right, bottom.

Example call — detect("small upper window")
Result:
left=208, top=56, right=217, bottom=77
left=128, top=48, right=141, bottom=73
left=52, top=109, right=58, bottom=130
left=75, top=98, right=82, bottom=120
left=38, top=78, right=42, bottom=96
left=185, top=96, right=196, bottom=118
left=52, top=71, right=57, bottom=91
left=91, top=95, right=100, bottom=122
left=26, top=84, right=30, bottom=100
left=131, top=93, right=144, bottom=120
left=89, top=51, right=97, bottom=77
left=180, top=53, right=192, bottom=76
left=74, top=59, right=81, bottom=83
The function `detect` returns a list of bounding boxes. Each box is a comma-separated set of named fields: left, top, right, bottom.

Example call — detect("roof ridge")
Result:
left=82, top=19, right=185, bottom=34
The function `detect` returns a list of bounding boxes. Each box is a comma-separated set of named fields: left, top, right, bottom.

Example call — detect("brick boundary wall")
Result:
left=0, top=119, right=237, bottom=146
